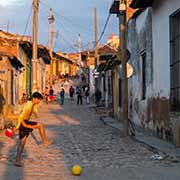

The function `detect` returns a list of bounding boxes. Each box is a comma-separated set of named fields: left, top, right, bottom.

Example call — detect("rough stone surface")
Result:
left=0, top=95, right=180, bottom=180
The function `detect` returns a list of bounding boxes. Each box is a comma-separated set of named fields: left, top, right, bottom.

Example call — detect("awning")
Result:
left=19, top=42, right=32, bottom=59
left=8, top=56, right=24, bottom=70
left=20, top=42, right=51, bottom=64
left=97, top=55, right=121, bottom=72
left=130, top=0, right=154, bottom=9
left=97, top=62, right=107, bottom=72
left=104, top=58, right=121, bottom=71
left=109, top=0, right=119, bottom=14
left=38, top=46, right=51, bottom=64
left=99, top=54, right=114, bottom=61
left=53, top=52, right=73, bottom=64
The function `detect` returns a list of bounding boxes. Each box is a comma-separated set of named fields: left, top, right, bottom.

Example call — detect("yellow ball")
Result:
left=71, top=165, right=82, bottom=176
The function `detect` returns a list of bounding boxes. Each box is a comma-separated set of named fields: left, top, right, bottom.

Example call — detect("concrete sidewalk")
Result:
left=100, top=116, right=180, bottom=160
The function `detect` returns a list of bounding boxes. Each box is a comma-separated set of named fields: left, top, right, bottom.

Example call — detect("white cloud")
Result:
left=0, top=0, right=23, bottom=7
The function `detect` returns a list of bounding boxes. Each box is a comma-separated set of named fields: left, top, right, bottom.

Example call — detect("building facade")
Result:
left=128, top=0, right=180, bottom=144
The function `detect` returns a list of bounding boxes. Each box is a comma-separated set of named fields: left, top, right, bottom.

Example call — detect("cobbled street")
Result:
left=0, top=96, right=180, bottom=180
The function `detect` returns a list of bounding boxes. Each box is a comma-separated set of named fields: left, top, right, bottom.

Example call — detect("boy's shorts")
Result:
left=19, top=120, right=37, bottom=139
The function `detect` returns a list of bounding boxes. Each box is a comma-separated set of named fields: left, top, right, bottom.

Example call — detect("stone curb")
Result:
left=100, top=116, right=180, bottom=161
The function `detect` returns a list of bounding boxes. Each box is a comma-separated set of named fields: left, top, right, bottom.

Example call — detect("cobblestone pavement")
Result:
left=0, top=97, right=180, bottom=180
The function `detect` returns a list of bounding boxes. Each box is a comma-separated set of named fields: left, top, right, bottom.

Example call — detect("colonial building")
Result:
left=0, top=50, right=24, bottom=127
left=81, top=43, right=120, bottom=118
left=128, top=0, right=180, bottom=145
left=0, top=30, right=51, bottom=127
left=49, top=52, right=78, bottom=82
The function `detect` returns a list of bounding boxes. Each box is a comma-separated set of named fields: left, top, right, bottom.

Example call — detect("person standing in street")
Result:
left=85, top=86, right=90, bottom=104
left=44, top=86, right=49, bottom=104
left=60, top=88, right=65, bottom=105
left=95, top=88, right=102, bottom=106
left=69, top=85, right=75, bottom=101
left=13, top=92, right=53, bottom=167
left=76, top=86, right=83, bottom=105
left=49, top=86, right=54, bottom=103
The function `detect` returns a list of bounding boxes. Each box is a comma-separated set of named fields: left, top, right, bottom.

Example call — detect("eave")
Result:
left=130, top=0, right=154, bottom=9
left=109, top=0, right=119, bottom=14
left=8, top=56, right=24, bottom=70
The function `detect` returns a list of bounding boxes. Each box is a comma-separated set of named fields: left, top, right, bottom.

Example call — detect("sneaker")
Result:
left=43, top=140, right=53, bottom=147
left=14, top=161, right=23, bottom=167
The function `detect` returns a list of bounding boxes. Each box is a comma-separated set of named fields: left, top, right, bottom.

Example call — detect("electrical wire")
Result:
left=39, top=1, right=78, bottom=51
left=55, top=16, right=92, bottom=52
left=23, top=5, right=32, bottom=35
left=61, top=35, right=78, bottom=52
left=38, top=0, right=112, bottom=52
left=97, top=13, right=111, bottom=43
left=39, top=1, right=93, bottom=35
left=55, top=16, right=77, bottom=44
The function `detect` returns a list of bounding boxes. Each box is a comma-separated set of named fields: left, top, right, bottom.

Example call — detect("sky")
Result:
left=0, top=0, right=119, bottom=53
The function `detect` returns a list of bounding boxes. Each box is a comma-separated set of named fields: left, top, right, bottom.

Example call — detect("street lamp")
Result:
left=110, top=0, right=129, bottom=136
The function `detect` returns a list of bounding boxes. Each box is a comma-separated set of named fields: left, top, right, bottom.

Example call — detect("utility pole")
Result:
left=7, top=20, right=9, bottom=32
left=94, top=7, right=98, bottom=92
left=87, top=42, right=90, bottom=85
left=87, top=42, right=90, bottom=68
left=32, top=0, right=39, bottom=92
left=48, top=8, right=54, bottom=85
left=109, top=0, right=129, bottom=136
left=119, top=0, right=128, bottom=136
left=78, top=33, right=82, bottom=67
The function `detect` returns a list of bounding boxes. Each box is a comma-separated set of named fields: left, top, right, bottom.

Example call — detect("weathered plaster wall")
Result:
left=152, top=0, right=180, bottom=97
left=112, top=67, right=119, bottom=119
left=128, top=8, right=153, bottom=128
left=128, top=1, right=180, bottom=142
left=151, top=0, right=180, bottom=141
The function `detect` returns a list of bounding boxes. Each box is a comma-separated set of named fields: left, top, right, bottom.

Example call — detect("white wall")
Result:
left=89, top=65, right=95, bottom=95
left=152, top=0, right=180, bottom=98
left=128, top=8, right=153, bottom=127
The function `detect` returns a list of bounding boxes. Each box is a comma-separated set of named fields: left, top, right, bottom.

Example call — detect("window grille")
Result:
left=170, top=11, right=180, bottom=111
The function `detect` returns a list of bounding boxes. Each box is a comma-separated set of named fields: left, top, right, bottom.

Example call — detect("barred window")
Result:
left=170, top=10, right=180, bottom=111
left=140, top=50, right=146, bottom=100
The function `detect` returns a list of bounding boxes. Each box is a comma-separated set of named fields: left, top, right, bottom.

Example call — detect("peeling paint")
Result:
left=147, top=96, right=170, bottom=125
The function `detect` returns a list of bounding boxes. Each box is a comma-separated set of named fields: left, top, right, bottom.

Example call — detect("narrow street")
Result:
left=1, top=0, right=180, bottom=179
left=0, top=86, right=180, bottom=180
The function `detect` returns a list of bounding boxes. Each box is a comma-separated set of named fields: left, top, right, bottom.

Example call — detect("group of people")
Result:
left=20, top=83, right=98, bottom=107
left=20, top=83, right=90, bottom=107
left=44, top=86, right=55, bottom=104
left=43, top=85, right=65, bottom=105
left=68, top=85, right=90, bottom=105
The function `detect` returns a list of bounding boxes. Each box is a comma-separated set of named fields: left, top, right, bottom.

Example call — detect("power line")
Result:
left=39, top=1, right=93, bottom=35
left=23, top=5, right=32, bottom=35
left=39, top=1, right=78, bottom=51
left=38, top=0, right=112, bottom=52
left=55, top=16, right=77, bottom=43
left=55, top=15, right=94, bottom=51
left=55, top=16, right=92, bottom=52
left=55, top=12, right=93, bottom=34
left=60, top=34, right=78, bottom=52
left=45, top=39, right=49, bottom=46
left=98, top=13, right=111, bottom=43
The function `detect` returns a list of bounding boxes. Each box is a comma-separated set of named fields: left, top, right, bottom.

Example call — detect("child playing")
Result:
left=13, top=92, right=53, bottom=167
